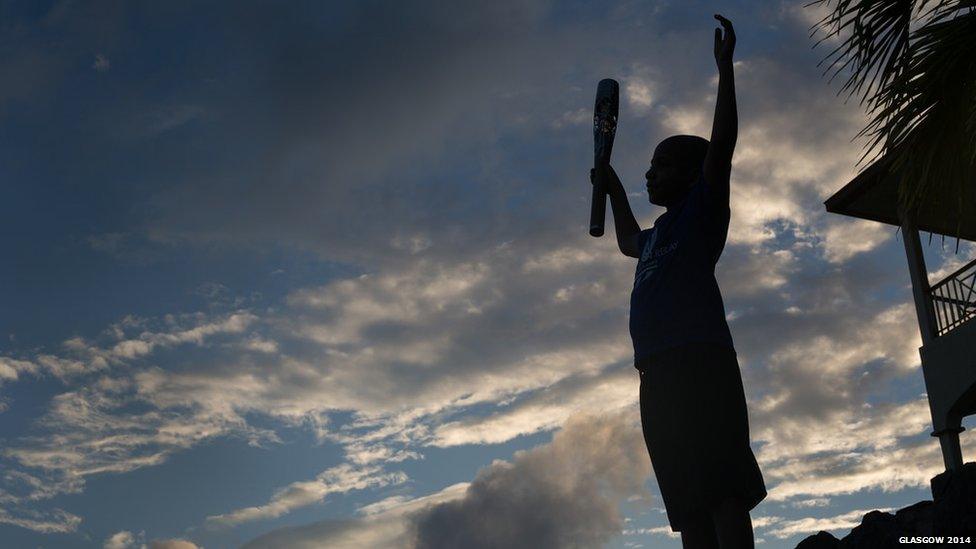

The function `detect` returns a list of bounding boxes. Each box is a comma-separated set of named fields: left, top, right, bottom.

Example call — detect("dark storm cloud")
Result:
left=242, top=412, right=651, bottom=549
left=410, top=413, right=649, bottom=549
left=132, top=0, right=621, bottom=265
left=5, top=0, right=713, bottom=268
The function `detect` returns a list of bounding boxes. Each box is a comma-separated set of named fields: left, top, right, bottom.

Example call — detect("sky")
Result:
left=1, top=1, right=975, bottom=548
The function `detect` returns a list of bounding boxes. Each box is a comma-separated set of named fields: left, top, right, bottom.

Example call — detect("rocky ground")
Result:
left=795, top=462, right=976, bottom=548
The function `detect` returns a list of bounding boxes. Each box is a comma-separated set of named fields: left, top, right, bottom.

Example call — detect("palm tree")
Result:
left=807, top=0, right=976, bottom=248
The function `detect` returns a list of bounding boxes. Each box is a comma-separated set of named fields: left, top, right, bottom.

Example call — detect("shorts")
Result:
left=636, top=341, right=767, bottom=532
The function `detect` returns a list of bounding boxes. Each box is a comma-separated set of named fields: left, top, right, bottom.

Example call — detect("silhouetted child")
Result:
left=592, top=14, right=766, bottom=549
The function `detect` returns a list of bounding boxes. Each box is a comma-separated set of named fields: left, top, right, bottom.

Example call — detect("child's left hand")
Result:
left=713, top=14, right=736, bottom=68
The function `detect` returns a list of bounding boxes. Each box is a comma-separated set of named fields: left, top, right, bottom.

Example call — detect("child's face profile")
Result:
left=645, top=144, right=699, bottom=207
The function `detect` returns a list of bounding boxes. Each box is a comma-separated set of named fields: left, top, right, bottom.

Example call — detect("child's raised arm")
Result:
left=703, top=14, right=737, bottom=210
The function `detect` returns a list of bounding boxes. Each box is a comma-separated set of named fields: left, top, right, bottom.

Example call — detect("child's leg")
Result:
left=679, top=514, right=719, bottom=549
left=710, top=497, right=754, bottom=549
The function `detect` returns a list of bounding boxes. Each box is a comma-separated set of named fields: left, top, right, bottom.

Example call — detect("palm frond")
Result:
left=809, top=0, right=976, bottom=245
left=806, top=0, right=917, bottom=105
left=867, top=2, right=976, bottom=239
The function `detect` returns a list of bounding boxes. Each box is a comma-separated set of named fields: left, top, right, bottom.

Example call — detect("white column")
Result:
left=900, top=207, right=963, bottom=471
left=900, top=211, right=938, bottom=343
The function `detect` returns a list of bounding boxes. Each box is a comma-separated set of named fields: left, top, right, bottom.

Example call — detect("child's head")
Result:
left=645, top=135, right=709, bottom=207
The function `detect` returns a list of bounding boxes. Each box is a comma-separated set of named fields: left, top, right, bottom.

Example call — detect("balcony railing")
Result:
left=931, top=257, right=976, bottom=336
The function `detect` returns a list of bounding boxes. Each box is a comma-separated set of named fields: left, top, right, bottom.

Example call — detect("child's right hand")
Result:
left=590, top=164, right=614, bottom=187
left=590, top=166, right=607, bottom=185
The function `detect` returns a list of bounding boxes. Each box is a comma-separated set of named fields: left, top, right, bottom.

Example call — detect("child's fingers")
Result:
left=714, top=14, right=733, bottom=30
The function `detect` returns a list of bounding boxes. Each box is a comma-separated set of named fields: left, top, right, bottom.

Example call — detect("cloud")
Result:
left=148, top=540, right=200, bottom=549
left=551, top=108, right=589, bottom=129
left=92, top=53, right=111, bottom=72
left=717, top=245, right=798, bottom=296
left=2, top=469, right=84, bottom=502
left=140, top=104, right=204, bottom=136
left=1, top=373, right=280, bottom=505
left=0, top=357, right=31, bottom=382
left=661, top=104, right=710, bottom=136
left=759, top=507, right=894, bottom=539
left=782, top=0, right=836, bottom=36
left=64, top=2, right=872, bottom=278
left=0, top=311, right=257, bottom=382
left=0, top=506, right=81, bottom=534
left=205, top=464, right=408, bottom=528
left=731, top=281, right=924, bottom=420
left=927, top=244, right=976, bottom=285
left=242, top=483, right=468, bottom=549
left=103, top=530, right=194, bottom=549
left=239, top=335, right=279, bottom=354
left=0, top=211, right=951, bottom=533
left=621, top=525, right=680, bottom=539
left=410, top=412, right=651, bottom=549
left=624, top=75, right=655, bottom=115
left=791, top=497, right=831, bottom=508
left=429, top=361, right=637, bottom=447
left=0, top=217, right=948, bottom=529
left=4, top=1, right=972, bottom=541
left=104, top=530, right=140, bottom=549
left=821, top=218, right=894, bottom=263
left=121, top=0, right=621, bottom=268
left=245, top=412, right=651, bottom=548
left=764, top=441, right=944, bottom=504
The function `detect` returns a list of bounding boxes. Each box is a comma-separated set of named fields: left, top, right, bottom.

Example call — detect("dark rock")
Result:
left=795, top=461, right=976, bottom=548
left=931, top=461, right=976, bottom=536
left=837, top=510, right=901, bottom=548
left=893, top=500, right=934, bottom=536
left=795, top=530, right=839, bottom=549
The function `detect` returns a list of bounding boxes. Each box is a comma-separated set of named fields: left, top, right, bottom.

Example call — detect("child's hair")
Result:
left=656, top=135, right=710, bottom=173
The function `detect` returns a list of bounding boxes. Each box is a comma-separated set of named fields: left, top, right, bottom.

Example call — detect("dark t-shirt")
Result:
left=630, top=173, right=734, bottom=365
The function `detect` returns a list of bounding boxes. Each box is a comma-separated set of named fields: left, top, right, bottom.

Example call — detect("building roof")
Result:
left=824, top=156, right=976, bottom=242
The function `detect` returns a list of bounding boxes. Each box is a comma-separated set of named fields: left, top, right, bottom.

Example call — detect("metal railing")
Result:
left=931, top=257, right=976, bottom=336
